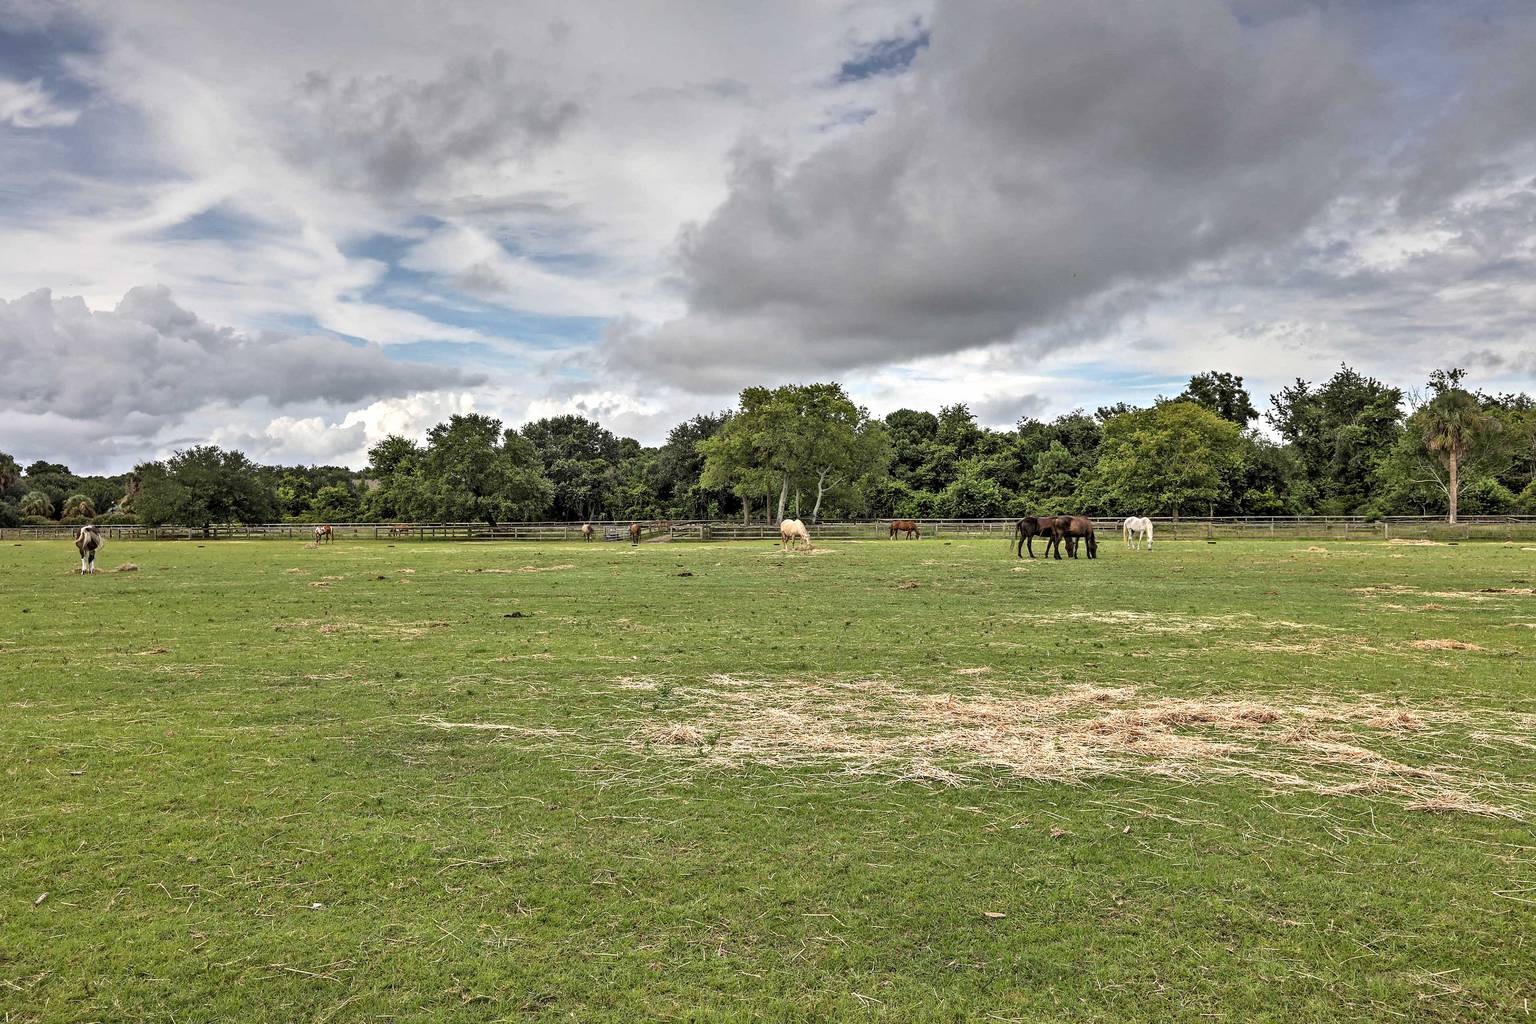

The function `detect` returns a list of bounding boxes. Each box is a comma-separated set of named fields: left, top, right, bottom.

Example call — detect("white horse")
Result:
left=75, top=524, right=102, bottom=574
left=1122, top=516, right=1154, bottom=550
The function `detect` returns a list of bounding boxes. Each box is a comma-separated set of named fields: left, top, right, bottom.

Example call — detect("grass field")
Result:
left=3, top=536, right=1535, bottom=1022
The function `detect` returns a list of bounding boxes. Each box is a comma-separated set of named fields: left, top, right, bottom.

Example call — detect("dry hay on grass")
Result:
left=1406, top=638, right=1485, bottom=652
left=113, top=563, right=139, bottom=572
left=465, top=564, right=577, bottom=574
left=761, top=546, right=837, bottom=557
left=277, top=617, right=451, bottom=639
left=1387, top=538, right=1447, bottom=546
left=622, top=675, right=1530, bottom=817
left=302, top=542, right=320, bottom=550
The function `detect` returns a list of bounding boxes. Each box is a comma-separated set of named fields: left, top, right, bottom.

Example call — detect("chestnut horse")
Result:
left=889, top=519, right=920, bottom=540
left=314, top=524, right=334, bottom=544
left=628, top=522, right=642, bottom=545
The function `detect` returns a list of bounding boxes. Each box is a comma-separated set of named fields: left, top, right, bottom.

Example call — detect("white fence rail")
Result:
left=6, top=516, right=1536, bottom=543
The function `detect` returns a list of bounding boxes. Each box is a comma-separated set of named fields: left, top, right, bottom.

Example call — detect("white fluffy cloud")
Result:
left=0, top=285, right=480, bottom=469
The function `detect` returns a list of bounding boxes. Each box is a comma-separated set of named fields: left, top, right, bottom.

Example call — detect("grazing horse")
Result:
left=1013, top=516, right=1060, bottom=559
left=581, top=523, right=594, bottom=542
left=1050, top=516, right=1097, bottom=560
left=779, top=518, right=811, bottom=551
left=74, top=524, right=102, bottom=574
left=314, top=524, right=334, bottom=544
left=1122, top=516, right=1154, bottom=550
left=389, top=524, right=412, bottom=538
left=889, top=519, right=920, bottom=540
left=629, top=522, right=642, bottom=545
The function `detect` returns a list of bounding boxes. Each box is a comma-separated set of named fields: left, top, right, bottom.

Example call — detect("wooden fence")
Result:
left=6, top=516, right=1536, bottom=543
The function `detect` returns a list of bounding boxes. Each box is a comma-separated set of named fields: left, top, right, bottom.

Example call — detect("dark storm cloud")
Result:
left=0, top=285, right=479, bottom=434
left=608, top=0, right=1377, bottom=390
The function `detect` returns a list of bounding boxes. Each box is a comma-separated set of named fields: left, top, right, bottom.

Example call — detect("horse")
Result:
left=389, top=524, right=412, bottom=538
left=74, top=524, right=102, bottom=574
left=1123, top=516, right=1154, bottom=550
left=889, top=519, right=920, bottom=540
left=779, top=518, right=810, bottom=551
left=581, top=523, right=594, bottom=542
left=1013, top=516, right=1060, bottom=559
left=629, top=522, right=642, bottom=545
left=314, top=524, right=334, bottom=544
left=1050, top=516, right=1097, bottom=560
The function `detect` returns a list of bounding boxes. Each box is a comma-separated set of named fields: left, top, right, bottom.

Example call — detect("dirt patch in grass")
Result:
left=623, top=676, right=1529, bottom=816
left=113, top=563, right=139, bottom=572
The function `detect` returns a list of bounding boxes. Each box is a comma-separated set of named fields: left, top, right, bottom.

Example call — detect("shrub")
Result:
left=1459, top=477, right=1517, bottom=515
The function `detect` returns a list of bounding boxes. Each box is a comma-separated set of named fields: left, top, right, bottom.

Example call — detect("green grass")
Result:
left=3, top=536, right=1534, bottom=1022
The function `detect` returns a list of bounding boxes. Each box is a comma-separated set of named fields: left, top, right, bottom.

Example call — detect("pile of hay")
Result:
left=113, top=563, right=139, bottom=572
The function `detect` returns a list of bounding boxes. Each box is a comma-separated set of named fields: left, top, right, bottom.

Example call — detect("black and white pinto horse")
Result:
left=75, top=524, right=102, bottom=574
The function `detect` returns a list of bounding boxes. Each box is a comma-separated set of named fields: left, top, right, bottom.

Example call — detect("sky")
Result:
left=2, top=0, right=1536, bottom=475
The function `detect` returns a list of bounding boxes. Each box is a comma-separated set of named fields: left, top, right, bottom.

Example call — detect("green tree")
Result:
left=521, top=415, right=624, bottom=521
left=310, top=485, right=359, bottom=522
left=1086, top=402, right=1245, bottom=517
left=700, top=383, right=891, bottom=524
left=0, top=452, right=23, bottom=498
left=1267, top=366, right=1403, bottom=513
left=1179, top=371, right=1258, bottom=425
left=19, top=491, right=53, bottom=518
left=1388, top=373, right=1505, bottom=525
left=134, top=447, right=274, bottom=526
left=652, top=412, right=735, bottom=520
left=413, top=415, right=552, bottom=524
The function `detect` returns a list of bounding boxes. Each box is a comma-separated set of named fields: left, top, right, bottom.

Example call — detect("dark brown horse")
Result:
left=1013, top=516, right=1060, bottom=559
left=889, top=519, right=920, bottom=539
left=1049, top=516, right=1097, bottom=560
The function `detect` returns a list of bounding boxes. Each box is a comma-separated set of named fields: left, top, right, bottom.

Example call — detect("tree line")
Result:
left=3, top=366, right=1531, bottom=529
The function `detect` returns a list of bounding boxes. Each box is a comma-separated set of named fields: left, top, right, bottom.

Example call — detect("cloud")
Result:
left=609, top=0, right=1376, bottom=390
left=0, top=76, right=81, bottom=128
left=279, top=51, right=580, bottom=201
left=0, top=285, right=479, bottom=431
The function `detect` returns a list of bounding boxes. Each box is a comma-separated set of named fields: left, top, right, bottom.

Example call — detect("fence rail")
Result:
left=7, top=516, right=1536, bottom=543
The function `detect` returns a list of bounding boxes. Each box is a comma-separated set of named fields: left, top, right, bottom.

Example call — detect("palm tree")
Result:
left=1421, top=387, right=1499, bottom=524
left=19, top=491, right=53, bottom=519
left=62, top=493, right=96, bottom=519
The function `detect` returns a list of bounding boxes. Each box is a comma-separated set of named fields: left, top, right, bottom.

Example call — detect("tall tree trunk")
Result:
left=811, top=468, right=830, bottom=523
left=776, top=475, right=789, bottom=523
left=1448, top=452, right=1459, bottom=524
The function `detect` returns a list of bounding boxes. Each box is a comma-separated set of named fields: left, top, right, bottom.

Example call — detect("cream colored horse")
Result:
left=779, top=518, right=810, bottom=551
